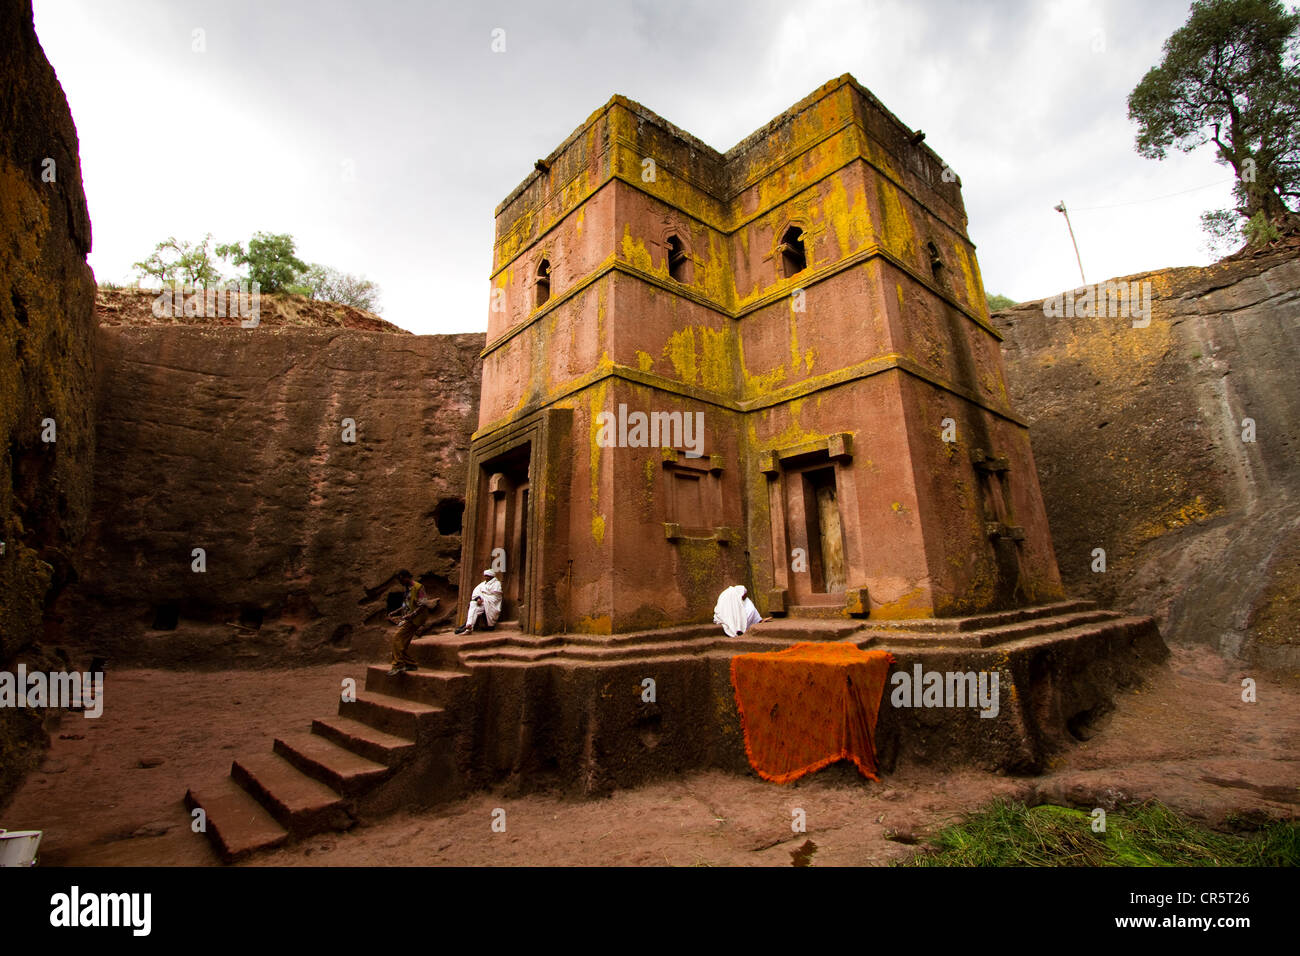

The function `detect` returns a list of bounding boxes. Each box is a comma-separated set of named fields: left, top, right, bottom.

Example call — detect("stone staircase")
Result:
left=185, top=635, right=474, bottom=863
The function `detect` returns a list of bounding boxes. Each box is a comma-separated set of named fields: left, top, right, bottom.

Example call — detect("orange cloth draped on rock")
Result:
left=730, top=642, right=896, bottom=783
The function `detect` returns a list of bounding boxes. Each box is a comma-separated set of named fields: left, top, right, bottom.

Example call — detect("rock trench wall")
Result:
left=0, top=0, right=98, bottom=808
left=995, top=248, right=1300, bottom=670
left=59, top=326, right=484, bottom=667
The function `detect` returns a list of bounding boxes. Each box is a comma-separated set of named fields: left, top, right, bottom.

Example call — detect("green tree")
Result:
left=986, top=293, right=1017, bottom=312
left=216, top=232, right=309, bottom=293
left=1128, top=0, right=1300, bottom=250
left=132, top=234, right=224, bottom=286
left=300, top=263, right=382, bottom=312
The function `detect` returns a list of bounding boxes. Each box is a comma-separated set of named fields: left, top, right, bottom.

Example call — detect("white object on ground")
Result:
left=0, top=829, right=43, bottom=867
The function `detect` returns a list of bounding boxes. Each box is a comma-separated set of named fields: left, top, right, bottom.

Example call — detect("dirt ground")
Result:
left=4, top=644, right=1297, bottom=867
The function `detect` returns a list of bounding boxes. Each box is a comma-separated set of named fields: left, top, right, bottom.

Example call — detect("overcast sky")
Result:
left=32, top=0, right=1236, bottom=334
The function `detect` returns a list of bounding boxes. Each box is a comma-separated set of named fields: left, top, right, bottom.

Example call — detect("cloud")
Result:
left=33, top=0, right=1229, bottom=331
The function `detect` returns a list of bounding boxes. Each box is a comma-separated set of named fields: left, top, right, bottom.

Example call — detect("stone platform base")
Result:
left=186, top=600, right=1166, bottom=862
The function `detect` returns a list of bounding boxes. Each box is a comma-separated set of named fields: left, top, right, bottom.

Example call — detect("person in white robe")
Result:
left=713, top=585, right=768, bottom=637
left=455, top=569, right=503, bottom=633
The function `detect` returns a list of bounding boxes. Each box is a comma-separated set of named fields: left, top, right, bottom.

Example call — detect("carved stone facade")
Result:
left=462, top=74, right=1063, bottom=634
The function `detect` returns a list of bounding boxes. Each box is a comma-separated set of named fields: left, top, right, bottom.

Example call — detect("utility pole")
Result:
left=1054, top=201, right=1086, bottom=285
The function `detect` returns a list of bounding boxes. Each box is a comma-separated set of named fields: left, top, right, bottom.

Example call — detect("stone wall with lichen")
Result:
left=995, top=246, right=1300, bottom=669
left=57, top=326, right=483, bottom=667
left=0, top=0, right=98, bottom=809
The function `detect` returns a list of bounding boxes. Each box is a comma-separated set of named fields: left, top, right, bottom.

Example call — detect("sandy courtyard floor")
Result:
left=4, top=644, right=1297, bottom=866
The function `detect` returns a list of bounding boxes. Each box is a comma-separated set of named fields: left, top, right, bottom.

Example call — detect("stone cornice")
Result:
left=471, top=351, right=1027, bottom=444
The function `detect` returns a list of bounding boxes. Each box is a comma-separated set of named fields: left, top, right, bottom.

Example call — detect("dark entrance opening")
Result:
left=802, top=466, right=846, bottom=594
left=151, top=602, right=180, bottom=630
left=433, top=497, right=465, bottom=535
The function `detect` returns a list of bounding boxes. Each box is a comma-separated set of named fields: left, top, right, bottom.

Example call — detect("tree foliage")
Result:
left=132, top=234, right=223, bottom=286
left=299, top=264, right=382, bottom=312
left=215, top=231, right=309, bottom=293
left=1128, top=0, right=1300, bottom=248
left=135, top=231, right=384, bottom=312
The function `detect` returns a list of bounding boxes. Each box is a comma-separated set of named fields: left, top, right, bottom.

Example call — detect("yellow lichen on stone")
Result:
left=876, top=179, right=915, bottom=261
left=1132, top=495, right=1219, bottom=544
left=587, top=378, right=610, bottom=511
left=699, top=326, right=733, bottom=394
left=621, top=224, right=654, bottom=273
left=635, top=349, right=654, bottom=373
left=664, top=327, right=698, bottom=385
left=700, top=230, right=733, bottom=309
left=869, top=585, right=931, bottom=620
left=788, top=309, right=801, bottom=371
left=821, top=174, right=869, bottom=259
left=757, top=399, right=824, bottom=450
left=737, top=334, right=787, bottom=399
left=953, top=243, right=981, bottom=312
left=574, top=613, right=613, bottom=635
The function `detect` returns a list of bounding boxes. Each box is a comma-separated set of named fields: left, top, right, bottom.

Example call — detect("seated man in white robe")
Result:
left=713, top=585, right=769, bottom=637
left=455, top=569, right=503, bottom=634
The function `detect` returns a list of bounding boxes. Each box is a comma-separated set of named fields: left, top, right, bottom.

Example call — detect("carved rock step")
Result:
left=861, top=609, right=1121, bottom=648
left=273, top=732, right=393, bottom=797
left=231, top=752, right=353, bottom=839
left=184, top=778, right=287, bottom=863
left=461, top=629, right=866, bottom=665
left=340, top=690, right=444, bottom=740
left=310, top=714, right=417, bottom=768
left=364, top=664, right=472, bottom=706
left=787, top=604, right=854, bottom=619
left=409, top=633, right=503, bottom=668
left=871, top=615, right=1157, bottom=658
left=868, top=599, right=1097, bottom=633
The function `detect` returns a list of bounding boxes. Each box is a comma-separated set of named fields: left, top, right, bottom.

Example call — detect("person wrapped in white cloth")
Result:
left=455, top=569, right=503, bottom=634
left=713, top=585, right=770, bottom=637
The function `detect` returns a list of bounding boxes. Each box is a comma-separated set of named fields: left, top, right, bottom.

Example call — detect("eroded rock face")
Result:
left=59, top=327, right=483, bottom=667
left=0, top=0, right=98, bottom=808
left=995, top=247, right=1300, bottom=669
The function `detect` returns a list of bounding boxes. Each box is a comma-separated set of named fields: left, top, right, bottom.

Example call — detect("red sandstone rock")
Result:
left=59, top=326, right=483, bottom=666
left=0, top=0, right=98, bottom=809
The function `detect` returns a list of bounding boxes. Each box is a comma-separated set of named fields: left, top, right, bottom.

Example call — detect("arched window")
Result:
left=666, top=235, right=689, bottom=282
left=927, top=241, right=943, bottom=281
left=535, top=259, right=551, bottom=307
left=779, top=226, right=806, bottom=278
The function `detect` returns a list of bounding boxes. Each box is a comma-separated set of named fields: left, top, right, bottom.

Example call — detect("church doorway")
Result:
left=780, top=454, right=850, bottom=607
left=481, top=443, right=531, bottom=623
left=804, top=466, right=846, bottom=594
